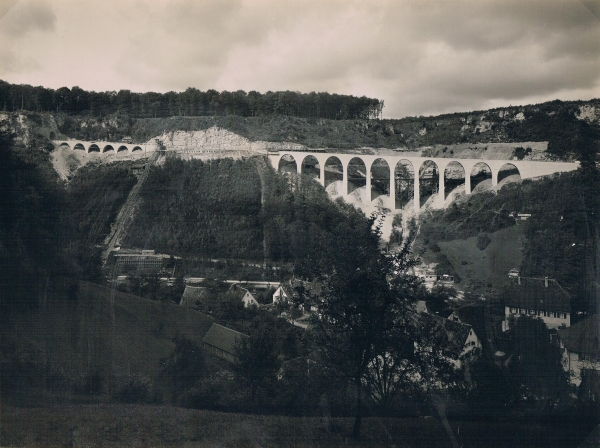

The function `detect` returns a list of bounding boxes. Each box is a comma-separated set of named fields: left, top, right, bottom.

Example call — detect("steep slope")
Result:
left=2, top=279, right=214, bottom=404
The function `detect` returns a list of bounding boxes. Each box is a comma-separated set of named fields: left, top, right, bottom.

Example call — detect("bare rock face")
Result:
left=0, top=112, right=60, bottom=146
left=155, top=126, right=306, bottom=155
left=577, top=105, right=600, bottom=123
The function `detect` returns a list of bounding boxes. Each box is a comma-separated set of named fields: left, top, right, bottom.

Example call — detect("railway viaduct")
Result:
left=268, top=151, right=579, bottom=212
left=53, top=139, right=147, bottom=154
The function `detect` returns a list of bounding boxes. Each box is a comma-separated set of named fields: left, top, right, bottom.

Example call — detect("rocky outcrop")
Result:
left=154, top=126, right=306, bottom=155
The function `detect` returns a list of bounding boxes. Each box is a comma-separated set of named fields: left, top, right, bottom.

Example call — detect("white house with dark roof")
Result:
left=557, top=314, right=600, bottom=386
left=502, top=276, right=571, bottom=331
left=272, top=284, right=293, bottom=304
left=449, top=303, right=490, bottom=354
left=419, top=312, right=481, bottom=368
left=228, top=284, right=259, bottom=308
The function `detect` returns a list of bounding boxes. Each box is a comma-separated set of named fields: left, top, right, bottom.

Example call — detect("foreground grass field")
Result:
left=1, top=404, right=596, bottom=448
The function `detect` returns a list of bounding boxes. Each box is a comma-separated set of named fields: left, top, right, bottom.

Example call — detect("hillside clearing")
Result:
left=438, top=225, right=525, bottom=291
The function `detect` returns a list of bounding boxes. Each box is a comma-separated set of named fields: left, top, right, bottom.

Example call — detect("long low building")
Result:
left=202, top=323, right=248, bottom=363
left=502, top=276, right=571, bottom=331
left=110, top=249, right=180, bottom=275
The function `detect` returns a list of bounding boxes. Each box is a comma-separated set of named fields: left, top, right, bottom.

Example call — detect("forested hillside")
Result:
left=418, top=167, right=599, bottom=314
left=125, top=156, right=371, bottom=264
left=0, top=81, right=382, bottom=120
left=66, top=163, right=137, bottom=281
left=0, top=131, right=138, bottom=311
left=3, top=79, right=600, bottom=162
left=0, top=131, right=66, bottom=312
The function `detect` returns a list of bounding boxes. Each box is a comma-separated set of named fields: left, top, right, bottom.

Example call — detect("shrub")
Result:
left=476, top=232, right=491, bottom=250
left=114, top=375, right=153, bottom=403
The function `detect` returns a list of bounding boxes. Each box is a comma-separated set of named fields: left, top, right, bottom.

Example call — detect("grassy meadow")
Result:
left=1, top=404, right=596, bottom=448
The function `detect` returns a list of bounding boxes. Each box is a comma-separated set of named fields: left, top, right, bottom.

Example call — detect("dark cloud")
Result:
left=2, top=0, right=600, bottom=118
left=1, top=0, right=55, bottom=38
left=0, top=0, right=54, bottom=76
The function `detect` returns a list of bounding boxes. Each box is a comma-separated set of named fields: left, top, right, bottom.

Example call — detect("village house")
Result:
left=419, top=312, right=482, bottom=368
left=557, top=314, right=600, bottom=386
left=448, top=303, right=491, bottom=354
left=130, top=164, right=146, bottom=175
left=202, top=323, right=248, bottom=363
left=184, top=277, right=205, bottom=285
left=228, top=284, right=259, bottom=308
left=179, top=285, right=208, bottom=309
left=501, top=276, right=571, bottom=331
left=272, top=284, right=293, bottom=304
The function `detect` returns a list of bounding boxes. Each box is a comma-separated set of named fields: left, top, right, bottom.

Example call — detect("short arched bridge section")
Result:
left=53, top=139, right=146, bottom=154
left=268, top=151, right=579, bottom=212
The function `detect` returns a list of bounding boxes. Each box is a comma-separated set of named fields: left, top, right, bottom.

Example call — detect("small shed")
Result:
left=202, top=323, right=248, bottom=363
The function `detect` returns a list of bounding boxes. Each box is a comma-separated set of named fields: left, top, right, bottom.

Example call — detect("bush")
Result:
left=513, top=146, right=532, bottom=160
left=476, top=232, right=491, bottom=250
left=114, top=375, right=154, bottom=403
left=160, top=335, right=205, bottom=404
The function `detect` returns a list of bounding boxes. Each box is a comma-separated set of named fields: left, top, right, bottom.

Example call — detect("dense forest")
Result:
left=65, top=162, right=138, bottom=282
left=0, top=80, right=383, bottom=120
left=3, top=79, right=600, bottom=161
left=125, top=156, right=371, bottom=265
left=0, top=131, right=66, bottom=312
left=0, top=131, right=139, bottom=311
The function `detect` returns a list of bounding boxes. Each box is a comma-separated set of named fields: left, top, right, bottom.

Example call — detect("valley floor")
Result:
left=1, top=404, right=595, bottom=448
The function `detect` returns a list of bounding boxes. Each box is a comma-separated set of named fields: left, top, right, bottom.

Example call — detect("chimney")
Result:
left=518, top=275, right=521, bottom=285
left=544, top=277, right=549, bottom=288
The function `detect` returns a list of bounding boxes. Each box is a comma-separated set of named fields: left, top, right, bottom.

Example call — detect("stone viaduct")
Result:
left=268, top=151, right=579, bottom=212
left=54, top=139, right=148, bottom=154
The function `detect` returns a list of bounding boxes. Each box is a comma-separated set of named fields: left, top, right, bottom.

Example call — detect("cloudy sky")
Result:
left=1, top=0, right=600, bottom=118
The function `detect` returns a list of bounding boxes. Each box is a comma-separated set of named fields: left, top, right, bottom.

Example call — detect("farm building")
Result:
left=418, top=312, right=481, bottom=368
left=202, top=323, right=248, bottom=363
left=502, top=276, right=570, bottom=331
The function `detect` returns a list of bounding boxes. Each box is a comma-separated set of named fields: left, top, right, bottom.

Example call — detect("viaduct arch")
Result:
left=268, top=151, right=579, bottom=212
left=52, top=139, right=146, bottom=154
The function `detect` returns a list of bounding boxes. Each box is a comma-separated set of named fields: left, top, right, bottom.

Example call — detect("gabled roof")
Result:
left=558, top=314, right=600, bottom=357
left=454, top=304, right=485, bottom=338
left=503, top=277, right=570, bottom=313
left=419, top=313, right=474, bottom=359
left=275, top=284, right=294, bottom=298
left=180, top=286, right=208, bottom=307
left=202, top=323, right=248, bottom=355
left=290, top=279, right=323, bottom=300
left=228, top=284, right=252, bottom=299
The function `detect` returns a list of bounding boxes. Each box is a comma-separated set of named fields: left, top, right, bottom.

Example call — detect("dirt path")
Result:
left=101, top=151, right=164, bottom=265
